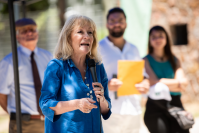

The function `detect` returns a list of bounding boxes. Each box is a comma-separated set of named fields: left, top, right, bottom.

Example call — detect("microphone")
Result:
left=112, top=74, right=118, bottom=99
left=88, top=59, right=101, bottom=133
left=88, top=59, right=98, bottom=84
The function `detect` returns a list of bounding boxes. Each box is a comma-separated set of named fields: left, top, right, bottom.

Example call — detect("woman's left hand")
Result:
left=92, top=82, right=105, bottom=102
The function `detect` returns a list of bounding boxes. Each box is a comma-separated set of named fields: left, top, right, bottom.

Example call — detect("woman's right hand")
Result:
left=77, top=98, right=98, bottom=113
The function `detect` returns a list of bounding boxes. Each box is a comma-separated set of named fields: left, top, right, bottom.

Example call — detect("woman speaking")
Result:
left=39, top=15, right=111, bottom=133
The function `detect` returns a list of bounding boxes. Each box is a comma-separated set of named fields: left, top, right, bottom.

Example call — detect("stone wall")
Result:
left=150, top=0, right=199, bottom=101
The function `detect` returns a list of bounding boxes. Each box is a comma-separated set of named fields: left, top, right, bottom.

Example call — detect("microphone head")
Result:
left=88, top=59, right=96, bottom=68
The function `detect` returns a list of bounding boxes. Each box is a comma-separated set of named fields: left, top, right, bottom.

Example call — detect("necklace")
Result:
left=152, top=54, right=165, bottom=62
left=160, top=57, right=164, bottom=61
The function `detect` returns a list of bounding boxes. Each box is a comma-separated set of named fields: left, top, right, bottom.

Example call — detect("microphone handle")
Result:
left=88, top=61, right=101, bottom=133
left=113, top=74, right=118, bottom=99
left=89, top=67, right=100, bottom=88
left=115, top=91, right=118, bottom=99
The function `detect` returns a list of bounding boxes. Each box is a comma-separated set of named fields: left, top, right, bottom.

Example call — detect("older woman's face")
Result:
left=70, top=24, right=94, bottom=56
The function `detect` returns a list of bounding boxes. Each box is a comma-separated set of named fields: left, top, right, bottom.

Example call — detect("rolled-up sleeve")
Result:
left=39, top=60, right=62, bottom=122
left=100, top=63, right=112, bottom=120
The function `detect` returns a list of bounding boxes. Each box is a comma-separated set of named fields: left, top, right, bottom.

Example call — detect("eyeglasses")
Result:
left=108, top=21, right=125, bottom=25
left=18, top=28, right=37, bottom=34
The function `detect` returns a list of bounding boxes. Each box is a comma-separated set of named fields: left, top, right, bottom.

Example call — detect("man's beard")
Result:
left=109, top=28, right=125, bottom=38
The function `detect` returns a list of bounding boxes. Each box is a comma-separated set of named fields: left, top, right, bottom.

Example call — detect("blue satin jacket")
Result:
left=39, top=58, right=111, bottom=133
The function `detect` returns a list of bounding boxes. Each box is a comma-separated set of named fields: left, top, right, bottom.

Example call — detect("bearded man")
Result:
left=99, top=7, right=149, bottom=133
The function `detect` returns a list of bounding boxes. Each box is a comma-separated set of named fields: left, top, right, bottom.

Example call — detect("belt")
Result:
left=10, top=113, right=44, bottom=121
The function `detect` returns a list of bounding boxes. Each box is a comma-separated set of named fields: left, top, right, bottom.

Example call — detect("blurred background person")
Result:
left=0, top=18, right=52, bottom=133
left=143, top=25, right=189, bottom=133
left=39, top=15, right=111, bottom=133
left=99, top=7, right=149, bottom=133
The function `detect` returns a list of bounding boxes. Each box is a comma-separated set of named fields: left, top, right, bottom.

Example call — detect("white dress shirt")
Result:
left=0, top=45, right=52, bottom=114
left=99, top=37, right=147, bottom=115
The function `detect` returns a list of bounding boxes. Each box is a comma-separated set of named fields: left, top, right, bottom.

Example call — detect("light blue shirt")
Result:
left=0, top=45, right=52, bottom=114
left=39, top=58, right=111, bottom=133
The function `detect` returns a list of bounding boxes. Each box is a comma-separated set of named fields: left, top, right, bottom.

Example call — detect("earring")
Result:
left=90, top=51, right=91, bottom=55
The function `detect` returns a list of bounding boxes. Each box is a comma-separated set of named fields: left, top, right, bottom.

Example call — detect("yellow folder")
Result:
left=117, top=60, right=144, bottom=96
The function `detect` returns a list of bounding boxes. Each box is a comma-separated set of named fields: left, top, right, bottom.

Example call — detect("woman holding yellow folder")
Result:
left=143, top=26, right=190, bottom=133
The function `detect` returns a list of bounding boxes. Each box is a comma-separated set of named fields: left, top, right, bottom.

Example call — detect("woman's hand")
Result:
left=77, top=98, right=97, bottom=113
left=92, top=82, right=106, bottom=102
left=92, top=82, right=109, bottom=114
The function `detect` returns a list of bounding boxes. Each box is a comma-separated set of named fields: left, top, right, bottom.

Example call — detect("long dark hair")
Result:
left=148, top=26, right=177, bottom=72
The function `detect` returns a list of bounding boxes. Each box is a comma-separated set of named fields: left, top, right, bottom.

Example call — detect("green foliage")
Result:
left=0, top=0, right=49, bottom=14
left=27, top=0, right=49, bottom=11
left=0, top=4, right=8, bottom=14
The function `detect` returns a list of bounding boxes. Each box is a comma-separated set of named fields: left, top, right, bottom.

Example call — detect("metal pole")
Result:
left=22, top=0, right=26, bottom=18
left=14, top=3, right=20, bottom=21
left=8, top=0, right=22, bottom=133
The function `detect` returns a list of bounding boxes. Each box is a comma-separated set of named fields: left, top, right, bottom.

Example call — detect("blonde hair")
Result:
left=54, top=15, right=101, bottom=62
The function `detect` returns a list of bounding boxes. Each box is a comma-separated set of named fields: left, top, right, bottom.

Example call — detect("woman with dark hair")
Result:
left=144, top=26, right=189, bottom=133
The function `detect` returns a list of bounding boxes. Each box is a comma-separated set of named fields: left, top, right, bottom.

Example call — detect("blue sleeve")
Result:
left=100, top=63, right=112, bottom=120
left=39, top=60, right=62, bottom=122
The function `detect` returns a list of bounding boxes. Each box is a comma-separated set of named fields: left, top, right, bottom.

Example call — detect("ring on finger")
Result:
left=101, top=88, right=104, bottom=93
left=87, top=109, right=91, bottom=113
